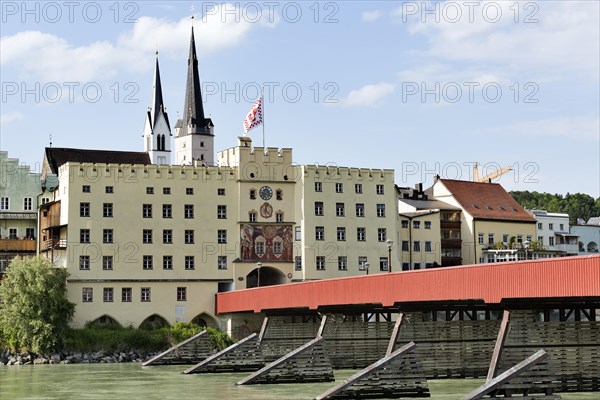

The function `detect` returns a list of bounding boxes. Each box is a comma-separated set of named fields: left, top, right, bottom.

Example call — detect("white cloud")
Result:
left=0, top=5, right=260, bottom=83
left=477, top=116, right=600, bottom=141
left=362, top=10, right=383, bottom=22
left=344, top=83, right=395, bottom=107
left=0, top=112, right=24, bottom=125
left=394, top=1, right=600, bottom=80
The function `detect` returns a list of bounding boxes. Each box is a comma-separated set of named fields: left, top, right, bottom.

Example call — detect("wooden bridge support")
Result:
left=463, top=350, right=560, bottom=400
left=259, top=315, right=323, bottom=362
left=237, top=336, right=334, bottom=385
left=314, top=341, right=430, bottom=400
left=141, top=330, right=213, bottom=366
left=183, top=332, right=264, bottom=374
left=490, top=310, right=600, bottom=392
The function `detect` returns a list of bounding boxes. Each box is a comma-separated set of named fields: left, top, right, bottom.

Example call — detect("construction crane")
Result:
left=473, top=162, right=513, bottom=183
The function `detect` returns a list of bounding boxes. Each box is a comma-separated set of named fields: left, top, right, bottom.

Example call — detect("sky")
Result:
left=1, top=1, right=599, bottom=197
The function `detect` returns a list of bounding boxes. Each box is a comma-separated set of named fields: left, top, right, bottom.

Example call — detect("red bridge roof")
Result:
left=216, top=255, right=600, bottom=314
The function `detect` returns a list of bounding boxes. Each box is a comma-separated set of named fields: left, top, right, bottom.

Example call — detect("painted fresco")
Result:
left=240, top=224, right=293, bottom=262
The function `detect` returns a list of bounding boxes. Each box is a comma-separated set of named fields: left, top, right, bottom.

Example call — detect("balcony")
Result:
left=441, top=238, right=462, bottom=249
left=441, top=221, right=461, bottom=230
left=41, top=239, right=67, bottom=251
left=0, top=239, right=36, bottom=253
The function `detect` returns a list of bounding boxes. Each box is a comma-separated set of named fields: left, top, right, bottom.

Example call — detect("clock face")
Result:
left=259, top=186, right=273, bottom=200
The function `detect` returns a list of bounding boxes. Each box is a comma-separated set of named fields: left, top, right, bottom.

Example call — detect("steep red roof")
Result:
left=439, top=179, right=536, bottom=222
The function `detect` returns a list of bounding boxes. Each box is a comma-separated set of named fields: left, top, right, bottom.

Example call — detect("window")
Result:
left=338, top=256, right=347, bottom=270
left=41, top=197, right=49, bottom=205
left=315, top=202, right=324, bottom=216
left=143, top=229, right=152, bottom=244
left=80, top=202, right=90, bottom=217
left=401, top=220, right=409, bottom=229
left=357, top=227, right=366, bottom=241
left=358, top=256, right=367, bottom=271
left=503, top=234, right=509, bottom=243
left=414, top=263, right=421, bottom=270
left=217, top=205, right=227, bottom=219
left=549, top=237, right=555, bottom=246
left=186, top=188, right=193, bottom=195
left=163, top=256, right=173, bottom=270
left=163, top=229, right=173, bottom=244
left=424, top=221, right=431, bottom=229
left=537, top=223, right=543, bottom=230
left=488, top=234, right=494, bottom=245
left=143, top=255, right=153, bottom=270
left=102, top=256, right=113, bottom=270
left=355, top=184, right=362, bottom=194
left=177, top=287, right=187, bottom=301
left=82, top=288, right=93, bottom=302
left=402, top=262, right=410, bottom=271
left=255, top=242, right=265, bottom=255
left=103, top=229, right=113, bottom=244
left=549, top=223, right=554, bottom=230
left=337, top=227, right=346, bottom=241
left=276, top=212, right=283, bottom=223
left=274, top=241, right=282, bottom=255
left=356, top=203, right=365, bottom=217
left=413, top=221, right=420, bottom=229
left=526, top=235, right=532, bottom=242
left=295, top=256, right=302, bottom=271
left=185, top=256, right=195, bottom=270
left=9, top=228, right=17, bottom=239
left=249, top=212, right=257, bottom=222
left=335, top=183, right=343, bottom=193
left=517, top=235, right=523, bottom=243
left=23, top=197, right=32, bottom=211
left=105, top=186, right=114, bottom=194
left=0, top=197, right=8, bottom=210
left=143, top=204, right=152, bottom=218
left=380, top=257, right=388, bottom=271
left=185, top=230, right=195, bottom=244
left=82, top=185, right=91, bottom=193
left=103, top=288, right=113, bottom=302
left=402, top=240, right=409, bottom=251
left=218, top=256, right=227, bottom=270
left=217, top=188, right=225, bottom=196
left=538, top=236, right=543, bottom=244
left=146, top=187, right=154, bottom=194
left=376, top=184, right=384, bottom=194
left=25, top=228, right=35, bottom=239
left=141, top=287, right=151, bottom=302
left=79, top=255, right=90, bottom=270
left=478, top=233, right=484, bottom=244
left=162, top=204, right=172, bottom=218
left=316, top=256, right=325, bottom=270
left=425, top=241, right=432, bottom=252
left=121, top=288, right=132, bottom=302
left=376, top=204, right=385, bottom=217
left=276, top=190, right=283, bottom=200
left=103, top=203, right=113, bottom=217
left=184, top=204, right=194, bottom=219
left=559, top=224, right=564, bottom=231
left=315, top=226, right=325, bottom=241
left=163, top=187, right=171, bottom=195
left=411, top=240, right=421, bottom=252
left=336, top=203, right=345, bottom=217
left=217, top=229, right=227, bottom=244
left=80, top=229, right=90, bottom=243
left=250, top=189, right=256, bottom=199
left=295, top=226, right=301, bottom=241
left=377, top=228, right=387, bottom=242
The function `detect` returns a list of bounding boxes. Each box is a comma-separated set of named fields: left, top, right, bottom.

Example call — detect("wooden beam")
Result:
left=317, top=314, right=328, bottom=338
left=141, top=330, right=209, bottom=366
left=386, top=313, right=404, bottom=356
left=257, top=316, right=269, bottom=345
left=462, top=350, right=548, bottom=400
left=183, top=333, right=260, bottom=374
left=487, top=310, right=510, bottom=381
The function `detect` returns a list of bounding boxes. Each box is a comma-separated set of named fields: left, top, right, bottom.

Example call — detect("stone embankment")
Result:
left=0, top=350, right=159, bottom=366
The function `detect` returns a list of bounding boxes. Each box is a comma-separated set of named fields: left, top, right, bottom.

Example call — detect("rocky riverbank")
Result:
left=0, top=350, right=159, bottom=366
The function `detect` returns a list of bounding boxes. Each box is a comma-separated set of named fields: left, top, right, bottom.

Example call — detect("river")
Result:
left=1, top=364, right=598, bottom=399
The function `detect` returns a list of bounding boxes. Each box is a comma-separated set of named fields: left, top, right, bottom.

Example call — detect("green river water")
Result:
left=1, top=364, right=598, bottom=400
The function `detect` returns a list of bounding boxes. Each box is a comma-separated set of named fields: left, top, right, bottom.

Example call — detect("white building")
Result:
left=571, top=217, right=600, bottom=254
left=529, top=210, right=579, bottom=255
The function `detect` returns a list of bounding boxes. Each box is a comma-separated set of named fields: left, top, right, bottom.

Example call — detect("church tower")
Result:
left=175, top=26, right=214, bottom=165
left=143, top=52, right=172, bottom=165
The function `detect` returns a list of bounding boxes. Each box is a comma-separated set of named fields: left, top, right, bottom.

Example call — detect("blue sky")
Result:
left=1, top=1, right=599, bottom=196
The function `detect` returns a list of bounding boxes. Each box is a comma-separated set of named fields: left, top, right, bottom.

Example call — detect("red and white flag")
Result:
left=243, top=97, right=263, bottom=134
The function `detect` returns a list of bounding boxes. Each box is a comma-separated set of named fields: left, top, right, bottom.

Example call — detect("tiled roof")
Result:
left=45, top=148, right=151, bottom=174
left=439, top=179, right=536, bottom=222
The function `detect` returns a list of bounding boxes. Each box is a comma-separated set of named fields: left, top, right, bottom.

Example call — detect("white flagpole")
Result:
left=261, top=95, right=265, bottom=149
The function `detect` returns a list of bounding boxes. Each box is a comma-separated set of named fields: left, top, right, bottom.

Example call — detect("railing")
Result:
left=0, top=239, right=37, bottom=252
left=42, top=239, right=67, bottom=251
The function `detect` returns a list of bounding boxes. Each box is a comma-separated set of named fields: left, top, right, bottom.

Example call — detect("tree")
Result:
left=0, top=257, right=75, bottom=354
